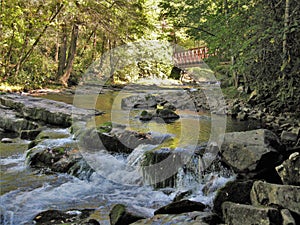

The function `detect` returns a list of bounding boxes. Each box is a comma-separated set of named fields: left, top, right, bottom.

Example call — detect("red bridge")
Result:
left=173, top=46, right=212, bottom=68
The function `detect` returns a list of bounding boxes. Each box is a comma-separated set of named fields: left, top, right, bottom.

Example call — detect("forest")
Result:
left=1, top=0, right=300, bottom=114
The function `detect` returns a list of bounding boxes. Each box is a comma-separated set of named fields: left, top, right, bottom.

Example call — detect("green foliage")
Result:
left=0, top=0, right=157, bottom=89
left=97, top=121, right=113, bottom=133
left=160, top=0, right=300, bottom=114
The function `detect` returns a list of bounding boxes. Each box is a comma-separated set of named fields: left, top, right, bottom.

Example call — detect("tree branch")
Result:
left=14, top=3, right=64, bottom=71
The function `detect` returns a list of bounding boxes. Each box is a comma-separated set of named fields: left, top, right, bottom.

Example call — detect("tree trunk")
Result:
left=13, top=3, right=63, bottom=76
left=282, top=0, right=290, bottom=65
left=231, top=56, right=239, bottom=88
left=60, top=23, right=79, bottom=87
left=57, top=23, right=67, bottom=78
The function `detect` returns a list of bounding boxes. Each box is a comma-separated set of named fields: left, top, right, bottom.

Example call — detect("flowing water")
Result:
left=0, top=88, right=261, bottom=225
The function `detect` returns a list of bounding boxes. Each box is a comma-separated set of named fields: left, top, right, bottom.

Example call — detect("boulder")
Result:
left=109, top=204, right=146, bottom=225
left=213, top=180, right=254, bottom=217
left=219, top=129, right=284, bottom=178
left=20, top=129, right=42, bottom=140
left=121, top=94, right=157, bottom=109
left=156, top=109, right=180, bottom=121
left=250, top=181, right=300, bottom=215
left=78, top=124, right=168, bottom=154
left=141, top=148, right=186, bottom=188
left=139, top=109, right=180, bottom=122
left=28, top=128, right=71, bottom=149
left=281, top=130, right=298, bottom=143
left=131, top=211, right=221, bottom=225
left=222, top=201, right=282, bottom=225
left=0, top=93, right=101, bottom=127
left=0, top=105, right=39, bottom=133
left=276, top=152, right=300, bottom=185
left=33, top=209, right=98, bottom=225
left=173, top=190, right=193, bottom=202
left=281, top=209, right=296, bottom=225
left=26, top=139, right=94, bottom=179
left=1, top=138, right=14, bottom=143
left=154, top=200, right=206, bottom=215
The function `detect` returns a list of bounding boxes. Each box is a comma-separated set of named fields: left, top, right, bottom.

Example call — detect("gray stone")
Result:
left=213, top=180, right=254, bottom=217
left=250, top=181, right=300, bottom=215
left=130, top=211, right=221, bottom=225
left=0, top=106, right=39, bottom=133
left=220, top=129, right=284, bottom=177
left=276, top=152, right=300, bottom=185
left=20, top=129, right=42, bottom=140
left=0, top=93, right=101, bottom=127
left=154, top=200, right=206, bottom=215
left=222, top=201, right=282, bottom=225
left=33, top=209, right=97, bottom=225
left=281, top=209, right=296, bottom=225
left=281, top=131, right=298, bottom=142
left=109, top=204, right=146, bottom=225
left=26, top=138, right=94, bottom=179
left=1, top=138, right=14, bottom=143
left=141, top=148, right=185, bottom=188
left=79, top=127, right=158, bottom=154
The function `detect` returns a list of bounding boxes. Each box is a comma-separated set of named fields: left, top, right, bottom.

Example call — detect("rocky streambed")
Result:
left=0, top=90, right=299, bottom=225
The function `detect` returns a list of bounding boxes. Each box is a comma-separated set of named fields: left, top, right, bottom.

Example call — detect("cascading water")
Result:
left=0, top=90, right=260, bottom=225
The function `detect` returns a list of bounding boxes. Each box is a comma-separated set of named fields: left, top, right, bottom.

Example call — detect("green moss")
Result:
left=53, top=147, right=65, bottom=154
left=141, top=110, right=148, bottom=116
left=110, top=204, right=126, bottom=225
left=97, top=121, right=112, bottom=133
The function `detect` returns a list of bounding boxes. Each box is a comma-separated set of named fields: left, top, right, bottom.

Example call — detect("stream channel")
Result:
left=0, top=87, right=261, bottom=225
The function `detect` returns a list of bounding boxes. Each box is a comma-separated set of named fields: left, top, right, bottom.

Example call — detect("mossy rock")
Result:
left=109, top=204, right=146, bottom=225
left=96, top=121, right=113, bottom=133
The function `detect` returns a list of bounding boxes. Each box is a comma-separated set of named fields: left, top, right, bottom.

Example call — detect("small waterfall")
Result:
left=127, top=144, right=158, bottom=167
left=0, top=206, right=13, bottom=225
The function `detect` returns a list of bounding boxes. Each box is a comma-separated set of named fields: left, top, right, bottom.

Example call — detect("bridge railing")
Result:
left=173, top=46, right=213, bottom=67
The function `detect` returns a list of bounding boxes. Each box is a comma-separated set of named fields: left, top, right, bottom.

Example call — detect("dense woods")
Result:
left=1, top=0, right=299, bottom=113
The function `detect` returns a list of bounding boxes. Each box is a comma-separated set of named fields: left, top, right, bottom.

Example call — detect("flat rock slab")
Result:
left=222, top=201, right=282, bottom=225
left=0, top=93, right=102, bottom=127
left=0, top=105, right=39, bottom=132
left=250, top=180, right=300, bottom=215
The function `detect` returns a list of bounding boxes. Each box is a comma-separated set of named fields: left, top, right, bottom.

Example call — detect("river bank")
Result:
left=0, top=83, right=299, bottom=224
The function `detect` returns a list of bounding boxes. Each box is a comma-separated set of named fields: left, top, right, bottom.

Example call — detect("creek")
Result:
left=0, top=87, right=261, bottom=225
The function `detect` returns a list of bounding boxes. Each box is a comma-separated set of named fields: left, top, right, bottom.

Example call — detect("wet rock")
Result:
left=281, top=130, right=298, bottom=143
left=33, top=209, right=96, bottom=225
left=0, top=105, right=39, bottom=133
left=139, top=110, right=154, bottom=121
left=220, top=129, right=284, bottom=179
left=281, top=209, right=296, bottom=225
left=131, top=211, right=221, bottom=225
left=28, top=128, right=72, bottom=149
left=141, top=148, right=186, bottom=188
left=156, top=109, right=180, bottom=121
left=222, top=201, right=282, bottom=225
left=79, top=124, right=168, bottom=154
left=1, top=138, right=14, bottom=143
left=173, top=190, right=193, bottom=202
left=20, top=129, right=42, bottom=140
left=0, top=93, right=101, bottom=127
left=139, top=109, right=180, bottom=122
left=121, top=94, right=157, bottom=109
left=250, top=180, right=300, bottom=215
left=276, top=152, right=300, bottom=185
left=154, top=200, right=206, bottom=215
left=213, top=180, right=254, bottom=217
left=26, top=139, right=94, bottom=179
left=109, top=204, right=146, bottom=225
